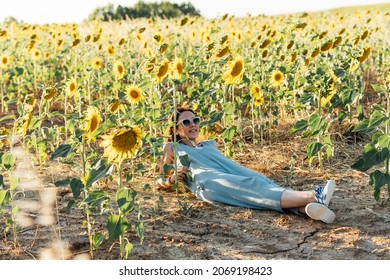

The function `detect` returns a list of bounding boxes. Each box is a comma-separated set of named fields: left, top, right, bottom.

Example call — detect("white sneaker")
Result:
left=305, top=202, right=336, bottom=223
left=313, top=180, right=335, bottom=206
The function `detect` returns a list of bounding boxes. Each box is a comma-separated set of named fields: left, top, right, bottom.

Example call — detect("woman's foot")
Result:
left=305, top=202, right=336, bottom=223
left=313, top=180, right=335, bottom=206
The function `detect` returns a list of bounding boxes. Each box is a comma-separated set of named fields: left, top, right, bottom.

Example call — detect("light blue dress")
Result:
left=175, top=140, right=287, bottom=212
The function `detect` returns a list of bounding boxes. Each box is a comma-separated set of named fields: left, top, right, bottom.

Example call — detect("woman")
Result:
left=157, top=107, right=336, bottom=223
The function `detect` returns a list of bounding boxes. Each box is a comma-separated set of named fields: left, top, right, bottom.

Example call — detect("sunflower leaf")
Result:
left=0, top=190, right=10, bottom=206
left=85, top=159, right=114, bottom=188
left=50, top=144, right=72, bottom=160
left=70, top=178, right=84, bottom=199
left=107, top=214, right=130, bottom=242
left=116, top=188, right=137, bottom=215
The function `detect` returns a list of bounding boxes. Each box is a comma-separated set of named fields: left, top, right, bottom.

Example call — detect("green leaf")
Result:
left=54, top=179, right=70, bottom=187
left=369, top=170, right=390, bottom=201
left=125, top=242, right=134, bottom=259
left=92, top=232, right=105, bottom=249
left=377, top=134, right=390, bottom=149
left=307, top=141, right=323, bottom=159
left=85, top=159, right=114, bottom=188
left=66, top=199, right=75, bottom=212
left=323, top=136, right=333, bottom=158
left=84, top=190, right=109, bottom=207
left=135, top=221, right=145, bottom=244
left=116, top=188, right=137, bottom=214
left=50, top=144, right=72, bottom=160
left=368, top=110, right=388, bottom=129
left=290, top=119, right=308, bottom=133
left=70, top=178, right=84, bottom=199
left=308, top=114, right=327, bottom=136
left=0, top=115, right=15, bottom=123
left=10, top=174, right=19, bottom=191
left=221, top=127, right=235, bottom=141
left=178, top=154, right=191, bottom=168
left=352, top=119, right=374, bottom=133
left=351, top=144, right=389, bottom=171
left=0, top=152, right=16, bottom=170
left=107, top=214, right=130, bottom=241
left=371, top=84, right=387, bottom=93
left=0, top=190, right=10, bottom=206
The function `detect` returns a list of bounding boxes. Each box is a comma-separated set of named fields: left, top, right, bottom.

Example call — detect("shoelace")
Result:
left=313, top=185, right=326, bottom=204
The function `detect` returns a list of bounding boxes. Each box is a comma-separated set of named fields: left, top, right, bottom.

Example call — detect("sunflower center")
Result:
left=274, top=73, right=283, bottom=82
left=112, top=130, right=138, bottom=152
left=70, top=83, right=76, bottom=91
left=89, top=116, right=99, bottom=132
left=2, top=57, right=8, bottom=64
left=130, top=90, right=139, bottom=99
left=117, top=65, right=124, bottom=74
left=176, top=63, right=183, bottom=74
left=231, top=61, right=243, bottom=77
left=157, top=63, right=169, bottom=77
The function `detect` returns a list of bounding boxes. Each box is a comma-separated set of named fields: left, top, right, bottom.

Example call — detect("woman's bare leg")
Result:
left=280, top=189, right=316, bottom=209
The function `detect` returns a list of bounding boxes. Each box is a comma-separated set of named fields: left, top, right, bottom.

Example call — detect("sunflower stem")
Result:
left=81, top=134, right=93, bottom=259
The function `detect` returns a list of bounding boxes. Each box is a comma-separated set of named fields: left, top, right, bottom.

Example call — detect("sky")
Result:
left=1, top=0, right=389, bottom=24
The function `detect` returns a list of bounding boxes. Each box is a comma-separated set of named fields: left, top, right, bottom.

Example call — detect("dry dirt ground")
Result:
left=1, top=122, right=390, bottom=260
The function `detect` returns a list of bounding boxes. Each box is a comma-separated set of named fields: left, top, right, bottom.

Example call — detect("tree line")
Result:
left=87, top=1, right=201, bottom=21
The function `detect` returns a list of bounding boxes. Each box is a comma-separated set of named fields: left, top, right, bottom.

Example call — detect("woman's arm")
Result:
left=157, top=142, right=175, bottom=189
left=157, top=142, right=188, bottom=190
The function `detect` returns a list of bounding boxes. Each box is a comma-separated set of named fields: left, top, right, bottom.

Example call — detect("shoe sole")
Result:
left=323, top=180, right=336, bottom=206
left=305, top=202, right=336, bottom=223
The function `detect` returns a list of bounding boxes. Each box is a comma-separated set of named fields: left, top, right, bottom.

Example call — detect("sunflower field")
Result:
left=0, top=5, right=390, bottom=259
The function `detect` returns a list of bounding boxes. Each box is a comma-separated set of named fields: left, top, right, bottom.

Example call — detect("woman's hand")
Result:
left=169, top=167, right=189, bottom=184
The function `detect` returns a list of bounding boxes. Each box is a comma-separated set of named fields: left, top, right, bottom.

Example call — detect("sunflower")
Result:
left=44, top=88, right=57, bottom=101
left=358, top=45, right=372, bottom=63
left=170, top=57, right=184, bottom=80
left=156, top=59, right=170, bottom=83
left=144, top=56, right=156, bottom=73
left=107, top=45, right=115, bottom=56
left=18, top=112, right=33, bottom=137
left=311, top=48, right=320, bottom=58
left=291, top=52, right=297, bottom=63
left=250, top=83, right=261, bottom=99
left=214, top=45, right=230, bottom=59
left=56, top=39, right=64, bottom=51
left=223, top=55, right=245, bottom=85
left=113, top=60, right=125, bottom=80
left=270, top=70, right=285, bottom=88
left=72, top=38, right=81, bottom=47
left=332, top=36, right=343, bottom=48
left=254, top=95, right=265, bottom=106
left=180, top=17, right=189, bottom=26
left=287, top=40, right=294, bottom=50
left=109, top=99, right=122, bottom=114
left=65, top=77, right=78, bottom=98
left=92, top=57, right=103, bottom=69
left=158, top=43, right=168, bottom=54
left=118, top=38, right=125, bottom=46
left=320, top=40, right=333, bottom=52
left=31, top=48, right=42, bottom=60
left=84, top=106, right=101, bottom=142
left=0, top=30, right=8, bottom=39
left=153, top=33, right=164, bottom=45
left=100, top=126, right=142, bottom=163
left=0, top=127, right=10, bottom=149
left=0, top=54, right=10, bottom=68
left=125, top=85, right=143, bottom=104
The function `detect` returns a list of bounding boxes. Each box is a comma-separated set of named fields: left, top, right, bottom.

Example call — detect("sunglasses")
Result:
left=178, top=117, right=201, bottom=127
